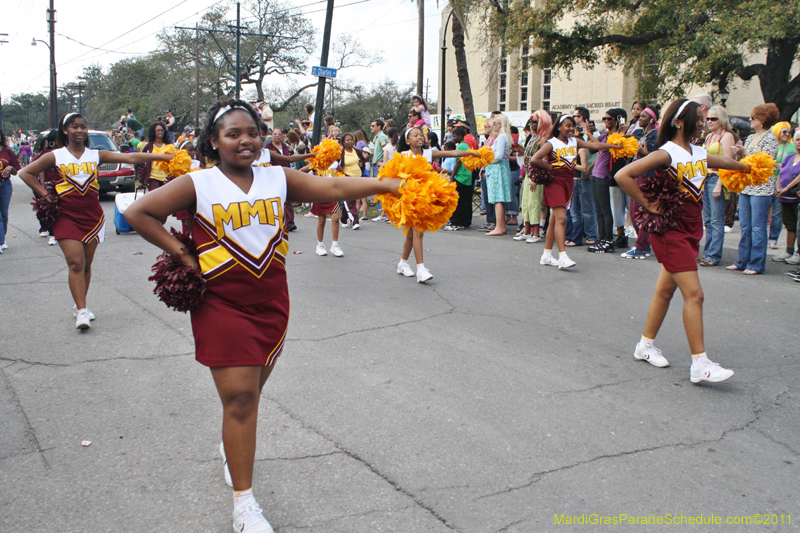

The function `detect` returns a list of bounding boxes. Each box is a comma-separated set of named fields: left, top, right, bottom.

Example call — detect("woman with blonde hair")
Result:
left=699, top=105, right=736, bottom=266
left=516, top=110, right=552, bottom=242
left=769, top=121, right=795, bottom=255
left=484, top=114, right=513, bottom=236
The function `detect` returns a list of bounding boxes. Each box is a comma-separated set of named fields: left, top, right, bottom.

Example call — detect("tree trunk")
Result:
left=417, top=0, right=424, bottom=95
left=452, top=15, right=477, bottom=132
left=759, top=38, right=800, bottom=122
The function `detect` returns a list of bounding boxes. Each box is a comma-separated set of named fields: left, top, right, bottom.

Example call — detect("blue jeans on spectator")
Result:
left=0, top=179, right=12, bottom=245
left=611, top=186, right=628, bottom=228
left=702, top=173, right=726, bottom=264
left=580, top=177, right=597, bottom=241
left=735, top=193, right=772, bottom=273
left=568, top=179, right=584, bottom=244
left=507, top=168, right=521, bottom=216
left=768, top=194, right=782, bottom=243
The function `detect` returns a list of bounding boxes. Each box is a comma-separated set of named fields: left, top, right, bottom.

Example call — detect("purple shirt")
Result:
left=778, top=154, right=800, bottom=203
left=591, top=132, right=612, bottom=179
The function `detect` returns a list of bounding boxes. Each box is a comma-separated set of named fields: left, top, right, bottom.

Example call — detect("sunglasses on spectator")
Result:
left=750, top=115, right=757, bottom=120
left=601, top=117, right=614, bottom=121
left=706, top=117, right=719, bottom=122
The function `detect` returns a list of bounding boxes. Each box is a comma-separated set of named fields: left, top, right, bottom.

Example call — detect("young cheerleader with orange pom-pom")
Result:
left=18, top=112, right=174, bottom=330
left=124, top=100, right=401, bottom=533
left=395, top=127, right=479, bottom=282
left=614, top=99, right=749, bottom=384
left=530, top=114, right=622, bottom=269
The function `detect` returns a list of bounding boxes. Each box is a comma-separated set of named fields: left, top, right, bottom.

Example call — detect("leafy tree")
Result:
left=499, top=0, right=800, bottom=119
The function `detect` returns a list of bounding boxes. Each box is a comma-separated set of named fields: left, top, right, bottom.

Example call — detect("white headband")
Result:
left=671, top=101, right=693, bottom=127
left=62, top=112, right=78, bottom=125
left=179, top=140, right=192, bottom=150
left=213, top=105, right=249, bottom=124
left=404, top=127, right=418, bottom=140
left=557, top=114, right=571, bottom=125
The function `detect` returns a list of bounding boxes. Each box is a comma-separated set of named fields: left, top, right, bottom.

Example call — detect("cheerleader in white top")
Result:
left=615, top=100, right=750, bottom=384
left=125, top=100, right=401, bottom=533
left=395, top=127, right=479, bottom=282
left=18, top=112, right=173, bottom=330
left=530, top=115, right=622, bottom=269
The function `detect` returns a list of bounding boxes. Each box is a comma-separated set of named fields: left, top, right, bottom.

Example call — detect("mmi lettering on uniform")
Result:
left=676, top=160, right=708, bottom=181
left=212, top=198, right=283, bottom=238
left=58, top=162, right=97, bottom=177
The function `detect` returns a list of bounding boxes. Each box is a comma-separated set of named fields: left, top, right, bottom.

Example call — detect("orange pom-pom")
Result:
left=375, top=153, right=457, bottom=233
left=154, top=144, right=176, bottom=172
left=719, top=151, right=776, bottom=192
left=308, top=139, right=342, bottom=170
left=461, top=145, right=495, bottom=172
left=607, top=133, right=639, bottom=159
left=168, top=150, right=192, bottom=178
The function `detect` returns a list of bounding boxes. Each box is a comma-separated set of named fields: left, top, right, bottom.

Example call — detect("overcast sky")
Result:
left=1, top=0, right=444, bottom=104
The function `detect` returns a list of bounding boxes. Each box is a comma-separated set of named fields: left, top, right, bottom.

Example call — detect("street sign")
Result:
left=311, top=66, right=337, bottom=78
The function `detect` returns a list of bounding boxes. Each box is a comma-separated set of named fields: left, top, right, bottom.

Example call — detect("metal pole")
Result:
left=311, top=0, right=335, bottom=147
left=235, top=2, right=241, bottom=100
left=440, top=10, right=453, bottom=142
left=77, top=83, right=83, bottom=115
left=195, top=23, right=200, bottom=125
left=48, top=0, right=57, bottom=127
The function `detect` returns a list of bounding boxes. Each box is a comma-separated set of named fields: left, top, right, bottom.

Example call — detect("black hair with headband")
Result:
left=197, top=99, right=260, bottom=162
left=657, top=99, right=700, bottom=147
left=550, top=114, right=575, bottom=139
left=57, top=112, right=90, bottom=148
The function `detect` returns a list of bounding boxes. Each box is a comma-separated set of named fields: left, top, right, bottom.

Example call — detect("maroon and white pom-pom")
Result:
left=31, top=193, right=61, bottom=227
left=634, top=171, right=688, bottom=235
left=148, top=229, right=206, bottom=313
left=528, top=165, right=555, bottom=185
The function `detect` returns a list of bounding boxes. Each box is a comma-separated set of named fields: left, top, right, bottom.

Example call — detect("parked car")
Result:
left=89, top=130, right=136, bottom=194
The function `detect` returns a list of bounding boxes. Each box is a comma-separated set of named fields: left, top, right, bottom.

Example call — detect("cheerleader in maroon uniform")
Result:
left=530, top=115, right=621, bottom=269
left=125, top=100, right=401, bottom=533
left=615, top=100, right=749, bottom=383
left=18, top=113, right=174, bottom=330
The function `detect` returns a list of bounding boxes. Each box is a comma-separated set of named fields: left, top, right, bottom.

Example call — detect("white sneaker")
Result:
left=48, top=236, right=57, bottom=246
left=786, top=253, right=800, bottom=265
left=633, top=342, right=669, bottom=367
left=724, top=226, right=732, bottom=233
left=624, top=226, right=638, bottom=239
left=0, top=243, right=8, bottom=251
left=416, top=266, right=433, bottom=283
left=557, top=255, right=576, bottom=269
left=352, top=223, right=360, bottom=230
left=315, top=243, right=328, bottom=256
left=219, top=442, right=233, bottom=487
left=330, top=243, right=344, bottom=257
left=772, top=251, right=792, bottom=262
left=513, top=233, right=529, bottom=241
left=690, top=358, right=734, bottom=383
left=72, top=304, right=96, bottom=321
left=340, top=221, right=349, bottom=228
left=540, top=252, right=559, bottom=266
left=75, top=309, right=92, bottom=330
left=397, top=261, right=414, bottom=277
left=40, top=231, right=48, bottom=237
left=372, top=215, right=383, bottom=222
left=232, top=501, right=274, bottom=533
left=526, top=235, right=541, bottom=243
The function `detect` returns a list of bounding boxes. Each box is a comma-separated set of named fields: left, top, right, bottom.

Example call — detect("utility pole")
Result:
left=311, top=0, right=335, bottom=147
left=177, top=2, right=287, bottom=104
left=76, top=82, right=85, bottom=115
left=417, top=0, right=424, bottom=95
left=194, top=23, right=200, bottom=126
left=0, top=35, right=7, bottom=133
left=48, top=0, right=57, bottom=127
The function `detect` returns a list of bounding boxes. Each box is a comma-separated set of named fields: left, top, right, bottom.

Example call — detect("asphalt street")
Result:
left=1, top=176, right=798, bottom=532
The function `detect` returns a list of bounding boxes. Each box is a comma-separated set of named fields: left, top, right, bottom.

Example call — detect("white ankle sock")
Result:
left=559, top=251, right=567, bottom=258
left=543, top=249, right=553, bottom=257
left=692, top=352, right=709, bottom=364
left=318, top=241, right=324, bottom=246
left=640, top=335, right=654, bottom=346
left=417, top=262, right=425, bottom=269
left=233, top=488, right=254, bottom=510
left=332, top=240, right=338, bottom=246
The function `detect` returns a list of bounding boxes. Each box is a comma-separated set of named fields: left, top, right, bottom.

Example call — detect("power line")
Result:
left=56, top=32, right=148, bottom=55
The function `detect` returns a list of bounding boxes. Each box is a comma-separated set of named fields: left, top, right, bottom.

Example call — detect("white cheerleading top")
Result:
left=53, top=147, right=100, bottom=201
left=549, top=136, right=578, bottom=171
left=190, top=165, right=287, bottom=279
left=659, top=141, right=708, bottom=202
left=252, top=148, right=272, bottom=167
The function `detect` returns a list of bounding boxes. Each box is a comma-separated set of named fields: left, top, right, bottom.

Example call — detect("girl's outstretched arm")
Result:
left=100, top=151, right=173, bottom=165
left=285, top=168, right=400, bottom=203
left=431, top=149, right=480, bottom=159
left=707, top=155, right=749, bottom=172
left=18, top=152, right=56, bottom=197
left=125, top=176, right=199, bottom=269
